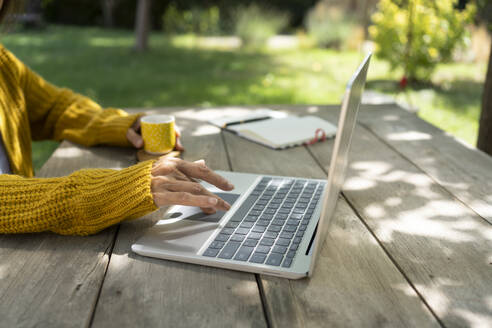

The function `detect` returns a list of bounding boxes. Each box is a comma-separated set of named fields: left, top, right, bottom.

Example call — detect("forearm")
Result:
left=0, top=161, right=157, bottom=235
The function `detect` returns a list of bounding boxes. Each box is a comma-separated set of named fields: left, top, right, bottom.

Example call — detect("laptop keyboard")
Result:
left=203, top=177, right=325, bottom=268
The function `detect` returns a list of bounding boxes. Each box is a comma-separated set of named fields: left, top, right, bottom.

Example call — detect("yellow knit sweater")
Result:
left=0, top=44, right=157, bottom=235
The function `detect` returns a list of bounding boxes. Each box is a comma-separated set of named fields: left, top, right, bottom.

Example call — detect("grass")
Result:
left=1, top=26, right=486, bottom=171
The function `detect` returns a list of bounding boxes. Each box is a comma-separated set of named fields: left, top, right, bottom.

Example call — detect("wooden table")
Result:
left=1, top=104, right=491, bottom=328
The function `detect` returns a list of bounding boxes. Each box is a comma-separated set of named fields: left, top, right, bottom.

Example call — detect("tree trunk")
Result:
left=134, top=0, right=151, bottom=52
left=102, top=0, right=117, bottom=28
left=477, top=41, right=492, bottom=155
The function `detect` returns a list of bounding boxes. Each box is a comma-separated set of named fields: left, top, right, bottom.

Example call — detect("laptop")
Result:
left=132, top=54, right=371, bottom=279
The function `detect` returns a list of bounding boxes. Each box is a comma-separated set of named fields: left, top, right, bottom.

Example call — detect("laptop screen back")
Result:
left=308, top=54, right=371, bottom=275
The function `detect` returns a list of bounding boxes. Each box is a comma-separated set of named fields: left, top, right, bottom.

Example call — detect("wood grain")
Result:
left=91, top=108, right=267, bottom=328
left=221, top=111, right=440, bottom=328
left=0, top=142, right=133, bottom=327
left=310, top=106, right=492, bottom=328
left=357, top=104, right=492, bottom=224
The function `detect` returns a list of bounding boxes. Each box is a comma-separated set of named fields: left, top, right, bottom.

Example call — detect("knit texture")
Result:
left=0, top=44, right=158, bottom=235
left=0, top=160, right=157, bottom=235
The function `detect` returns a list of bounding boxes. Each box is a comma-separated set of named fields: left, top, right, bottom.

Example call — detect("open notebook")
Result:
left=209, top=109, right=337, bottom=150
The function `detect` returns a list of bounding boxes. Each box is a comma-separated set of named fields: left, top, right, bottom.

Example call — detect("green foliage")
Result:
left=234, top=5, right=289, bottom=49
left=370, top=0, right=475, bottom=81
left=1, top=26, right=484, bottom=168
left=305, top=6, right=356, bottom=49
left=163, top=5, right=221, bottom=35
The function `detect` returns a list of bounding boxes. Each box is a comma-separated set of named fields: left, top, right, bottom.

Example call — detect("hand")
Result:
left=126, top=116, right=184, bottom=151
left=150, top=157, right=234, bottom=214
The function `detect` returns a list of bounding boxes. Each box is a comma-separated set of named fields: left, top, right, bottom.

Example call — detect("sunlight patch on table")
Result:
left=191, top=125, right=220, bottom=136
left=387, top=131, right=432, bottom=141
left=454, top=308, right=492, bottom=328
left=52, top=146, right=84, bottom=158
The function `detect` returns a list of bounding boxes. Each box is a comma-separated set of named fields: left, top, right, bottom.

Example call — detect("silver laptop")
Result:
left=132, top=54, right=371, bottom=279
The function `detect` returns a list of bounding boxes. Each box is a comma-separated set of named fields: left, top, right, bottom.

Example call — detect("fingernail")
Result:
left=227, top=182, right=234, bottom=189
left=196, top=159, right=205, bottom=165
left=224, top=201, right=231, bottom=209
left=208, top=197, right=218, bottom=205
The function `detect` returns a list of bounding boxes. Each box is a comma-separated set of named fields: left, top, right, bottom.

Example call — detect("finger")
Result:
left=134, top=117, right=141, bottom=131
left=177, top=160, right=234, bottom=191
left=200, top=207, right=216, bottom=214
left=175, top=136, right=185, bottom=151
left=156, top=181, right=231, bottom=210
left=153, top=191, right=220, bottom=208
left=127, top=128, right=143, bottom=148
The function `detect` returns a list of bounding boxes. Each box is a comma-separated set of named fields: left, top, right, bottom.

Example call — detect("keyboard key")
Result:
left=272, top=246, right=287, bottom=254
left=240, top=222, right=254, bottom=229
left=243, top=239, right=258, bottom=247
left=280, top=232, right=294, bottom=239
left=293, top=236, right=302, bottom=244
left=253, top=205, right=265, bottom=211
left=221, top=228, right=235, bottom=235
left=255, top=246, right=271, bottom=254
left=299, top=225, right=307, bottom=231
left=271, top=219, right=284, bottom=226
left=209, top=241, right=225, bottom=249
left=290, top=244, right=299, bottom=251
left=252, top=225, right=266, bottom=233
left=264, top=231, right=278, bottom=239
left=218, top=242, right=241, bottom=259
left=257, top=220, right=270, bottom=226
left=257, top=200, right=268, bottom=205
left=282, top=258, right=293, bottom=268
left=279, top=209, right=291, bottom=214
left=266, top=253, right=283, bottom=266
left=287, top=219, right=300, bottom=226
left=293, top=208, right=305, bottom=214
left=275, top=213, right=288, bottom=220
left=203, top=248, right=220, bottom=257
left=250, top=210, right=262, bottom=216
left=234, top=246, right=255, bottom=261
left=260, top=214, right=274, bottom=220
left=230, top=234, right=245, bottom=242
left=249, top=253, right=267, bottom=264
left=260, top=238, right=275, bottom=246
left=289, top=213, right=303, bottom=220
left=248, top=232, right=263, bottom=240
left=244, top=216, right=258, bottom=223
left=235, top=228, right=250, bottom=235
left=286, top=250, right=296, bottom=258
left=283, top=225, right=297, bottom=232
left=295, top=231, right=305, bottom=237
left=267, top=225, right=281, bottom=232
left=276, top=238, right=290, bottom=246
left=225, top=221, right=239, bottom=228
left=215, top=234, right=230, bottom=242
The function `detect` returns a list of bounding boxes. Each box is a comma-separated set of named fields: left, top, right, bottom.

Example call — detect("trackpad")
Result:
left=136, top=193, right=240, bottom=255
left=166, top=193, right=240, bottom=223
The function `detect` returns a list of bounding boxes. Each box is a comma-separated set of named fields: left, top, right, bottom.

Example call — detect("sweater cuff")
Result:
left=96, top=109, right=144, bottom=147
left=54, top=160, right=158, bottom=235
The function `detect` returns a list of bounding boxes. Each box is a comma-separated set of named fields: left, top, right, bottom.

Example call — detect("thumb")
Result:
left=127, top=128, right=144, bottom=148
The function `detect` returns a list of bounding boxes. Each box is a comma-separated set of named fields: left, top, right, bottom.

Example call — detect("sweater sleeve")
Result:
left=0, top=160, right=158, bottom=235
left=6, top=46, right=140, bottom=147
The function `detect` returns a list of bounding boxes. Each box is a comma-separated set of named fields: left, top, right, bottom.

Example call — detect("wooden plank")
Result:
left=221, top=110, right=440, bottom=328
left=357, top=104, right=492, bottom=224
left=91, top=108, right=267, bottom=328
left=309, top=106, right=492, bottom=328
left=0, top=141, right=134, bottom=327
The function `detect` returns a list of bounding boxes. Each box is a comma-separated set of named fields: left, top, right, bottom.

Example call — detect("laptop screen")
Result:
left=309, top=54, right=371, bottom=275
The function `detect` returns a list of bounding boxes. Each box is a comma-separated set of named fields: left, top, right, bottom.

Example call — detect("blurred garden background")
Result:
left=3, top=0, right=491, bottom=171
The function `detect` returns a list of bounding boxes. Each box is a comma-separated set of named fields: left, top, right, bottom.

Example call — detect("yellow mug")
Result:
left=140, top=115, right=176, bottom=154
